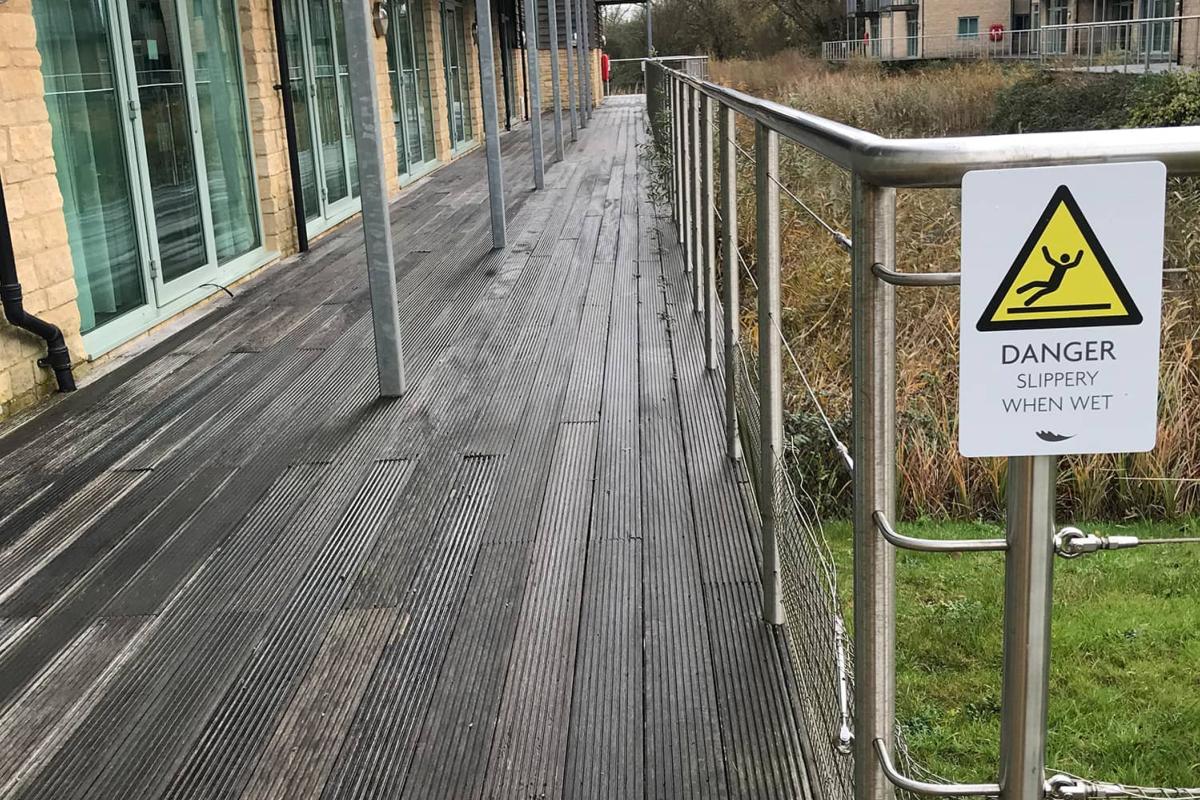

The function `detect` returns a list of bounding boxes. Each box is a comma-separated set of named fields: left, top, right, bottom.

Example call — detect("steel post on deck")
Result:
left=999, top=455, right=1056, bottom=800
left=755, top=122, right=784, bottom=626
left=475, top=0, right=508, bottom=249
left=690, top=87, right=702, bottom=310
left=563, top=0, right=579, bottom=140
left=851, top=177, right=897, bottom=800
left=342, top=0, right=405, bottom=398
left=522, top=0, right=545, bottom=190
left=719, top=104, right=741, bottom=462
left=546, top=0, right=565, bottom=161
left=700, top=93, right=717, bottom=370
left=583, top=0, right=595, bottom=118
left=574, top=0, right=588, bottom=128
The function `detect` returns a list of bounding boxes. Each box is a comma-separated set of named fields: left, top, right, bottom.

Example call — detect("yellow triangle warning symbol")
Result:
left=976, top=185, right=1142, bottom=332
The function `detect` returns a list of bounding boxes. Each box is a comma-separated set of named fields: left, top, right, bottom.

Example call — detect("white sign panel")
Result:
left=959, top=162, right=1166, bottom=458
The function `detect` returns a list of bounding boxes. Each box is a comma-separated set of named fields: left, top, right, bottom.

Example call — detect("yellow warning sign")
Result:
left=976, top=185, right=1142, bottom=331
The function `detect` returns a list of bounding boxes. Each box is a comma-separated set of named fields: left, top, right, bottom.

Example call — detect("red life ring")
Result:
left=601, top=52, right=611, bottom=82
left=989, top=23, right=1005, bottom=42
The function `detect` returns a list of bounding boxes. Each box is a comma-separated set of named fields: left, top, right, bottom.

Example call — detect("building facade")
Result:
left=835, top=0, right=1199, bottom=63
left=0, top=0, right=603, bottom=417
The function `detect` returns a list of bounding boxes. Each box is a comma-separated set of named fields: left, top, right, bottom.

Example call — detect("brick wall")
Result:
left=536, top=48, right=601, bottom=111
left=0, top=0, right=85, bottom=417
left=916, top=0, right=1012, bottom=57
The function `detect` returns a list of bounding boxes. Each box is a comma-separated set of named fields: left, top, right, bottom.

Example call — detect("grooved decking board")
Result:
left=0, top=98, right=810, bottom=800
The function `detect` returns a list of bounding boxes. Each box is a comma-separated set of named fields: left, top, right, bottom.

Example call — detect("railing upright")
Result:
left=691, top=87, right=703, bottom=310
left=850, top=177, right=897, bottom=800
left=755, top=122, right=785, bottom=626
left=686, top=82, right=696, bottom=273
left=701, top=93, right=717, bottom=367
left=719, top=103, right=741, bottom=461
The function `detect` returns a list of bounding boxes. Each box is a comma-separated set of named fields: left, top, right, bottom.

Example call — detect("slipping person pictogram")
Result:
left=1016, top=246, right=1084, bottom=306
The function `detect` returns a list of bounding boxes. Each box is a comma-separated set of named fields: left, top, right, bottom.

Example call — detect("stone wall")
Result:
left=0, top=0, right=85, bottom=417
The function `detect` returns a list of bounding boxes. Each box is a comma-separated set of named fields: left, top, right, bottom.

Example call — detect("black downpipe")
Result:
left=518, top=0, right=529, bottom=120
left=499, top=8, right=514, bottom=131
left=0, top=175, right=76, bottom=393
left=272, top=0, right=309, bottom=254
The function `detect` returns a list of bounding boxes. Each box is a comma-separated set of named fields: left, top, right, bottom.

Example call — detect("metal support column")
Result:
left=522, top=0, right=545, bottom=189
left=851, top=177, right=897, bottom=800
left=755, top=122, right=784, bottom=626
left=999, top=455, right=1056, bottom=800
left=563, top=0, right=579, bottom=140
left=646, top=0, right=654, bottom=56
left=720, top=104, right=740, bottom=461
left=575, top=0, right=588, bottom=126
left=546, top=0, right=565, bottom=161
left=701, top=93, right=716, bottom=369
left=343, top=0, right=405, bottom=398
left=579, top=0, right=593, bottom=120
left=475, top=0, right=508, bottom=249
left=690, top=87, right=702, bottom=310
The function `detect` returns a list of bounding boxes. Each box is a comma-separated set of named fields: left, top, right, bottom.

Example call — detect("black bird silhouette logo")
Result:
left=1036, top=431, right=1074, bottom=442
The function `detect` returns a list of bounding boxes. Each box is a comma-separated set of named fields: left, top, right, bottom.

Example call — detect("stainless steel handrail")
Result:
left=873, top=511, right=1007, bottom=553
left=871, top=263, right=960, bottom=287
left=874, top=739, right=1001, bottom=797
left=659, top=64, right=1200, bottom=187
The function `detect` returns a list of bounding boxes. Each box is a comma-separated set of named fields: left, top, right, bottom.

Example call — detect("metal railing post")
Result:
left=343, top=0, right=405, bottom=398
left=681, top=83, right=692, bottom=274
left=563, top=0, right=579, bottom=140
left=720, top=103, right=741, bottom=461
left=701, top=93, right=717, bottom=368
left=851, top=176, right=897, bottom=800
left=755, top=122, right=784, bottom=626
left=522, top=0, right=545, bottom=190
left=691, top=86, right=703, bottom=310
left=674, top=76, right=683, bottom=229
left=546, top=0, right=565, bottom=161
left=999, top=455, right=1056, bottom=800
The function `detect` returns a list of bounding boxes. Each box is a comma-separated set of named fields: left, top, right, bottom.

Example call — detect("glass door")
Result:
left=441, top=0, right=473, bottom=150
left=34, top=0, right=263, bottom=334
left=387, top=0, right=437, bottom=179
left=33, top=0, right=148, bottom=334
left=281, top=0, right=360, bottom=237
left=1144, top=0, right=1173, bottom=56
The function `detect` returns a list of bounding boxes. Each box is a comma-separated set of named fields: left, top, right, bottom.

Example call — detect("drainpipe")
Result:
left=0, top=175, right=76, bottom=393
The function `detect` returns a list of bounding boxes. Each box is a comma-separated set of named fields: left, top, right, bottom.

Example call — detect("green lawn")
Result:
left=825, top=518, right=1200, bottom=788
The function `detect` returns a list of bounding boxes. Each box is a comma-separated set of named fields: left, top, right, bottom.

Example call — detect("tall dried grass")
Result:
left=716, top=54, right=1200, bottom=519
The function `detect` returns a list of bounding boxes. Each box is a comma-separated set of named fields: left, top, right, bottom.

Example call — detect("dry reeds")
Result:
left=717, top=55, right=1200, bottom=520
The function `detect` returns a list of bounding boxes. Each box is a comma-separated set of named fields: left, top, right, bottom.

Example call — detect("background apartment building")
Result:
left=837, top=0, right=1199, bottom=63
left=0, top=0, right=602, bottom=416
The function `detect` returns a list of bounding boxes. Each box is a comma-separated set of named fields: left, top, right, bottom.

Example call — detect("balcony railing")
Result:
left=823, top=15, right=1200, bottom=71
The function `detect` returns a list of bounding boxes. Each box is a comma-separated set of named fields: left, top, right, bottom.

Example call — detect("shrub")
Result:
left=1128, top=71, right=1200, bottom=127
left=989, top=71, right=1141, bottom=133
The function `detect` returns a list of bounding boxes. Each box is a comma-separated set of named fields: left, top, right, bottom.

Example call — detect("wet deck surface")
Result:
left=0, top=97, right=808, bottom=799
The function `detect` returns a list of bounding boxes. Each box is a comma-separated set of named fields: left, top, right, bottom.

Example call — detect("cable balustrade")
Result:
left=643, top=57, right=1200, bottom=800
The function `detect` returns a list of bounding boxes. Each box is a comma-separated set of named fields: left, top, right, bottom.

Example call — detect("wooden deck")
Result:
left=0, top=97, right=809, bottom=800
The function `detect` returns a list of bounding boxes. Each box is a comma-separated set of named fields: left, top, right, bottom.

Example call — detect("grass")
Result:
left=825, top=518, right=1200, bottom=787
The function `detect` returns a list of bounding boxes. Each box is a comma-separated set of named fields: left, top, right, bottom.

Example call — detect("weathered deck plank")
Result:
left=0, top=98, right=809, bottom=800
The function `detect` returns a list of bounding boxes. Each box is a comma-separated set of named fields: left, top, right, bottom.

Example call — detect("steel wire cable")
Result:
left=730, top=136, right=853, bottom=252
